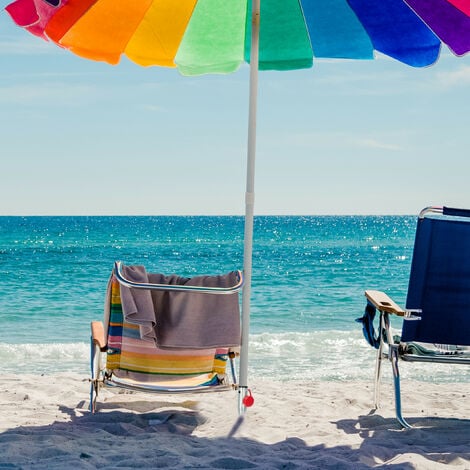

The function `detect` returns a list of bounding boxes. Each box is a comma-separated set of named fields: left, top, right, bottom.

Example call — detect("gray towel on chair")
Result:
left=119, top=265, right=157, bottom=342
left=119, top=265, right=241, bottom=349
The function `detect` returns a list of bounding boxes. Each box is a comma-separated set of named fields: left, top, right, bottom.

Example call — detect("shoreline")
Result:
left=1, top=373, right=469, bottom=468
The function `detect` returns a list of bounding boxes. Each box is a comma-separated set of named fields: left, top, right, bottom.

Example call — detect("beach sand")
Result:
left=1, top=374, right=469, bottom=469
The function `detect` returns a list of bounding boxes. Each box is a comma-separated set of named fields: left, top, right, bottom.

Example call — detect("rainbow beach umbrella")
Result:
left=5, top=0, right=470, bottom=408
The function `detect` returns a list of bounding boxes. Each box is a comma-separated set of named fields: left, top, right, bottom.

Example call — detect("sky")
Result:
left=1, top=5, right=470, bottom=216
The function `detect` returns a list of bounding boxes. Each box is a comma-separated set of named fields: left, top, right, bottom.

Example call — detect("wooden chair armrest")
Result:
left=365, top=290, right=405, bottom=316
left=91, top=321, right=107, bottom=350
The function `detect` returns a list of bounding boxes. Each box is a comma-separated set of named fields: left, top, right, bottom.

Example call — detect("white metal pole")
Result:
left=239, top=0, right=260, bottom=413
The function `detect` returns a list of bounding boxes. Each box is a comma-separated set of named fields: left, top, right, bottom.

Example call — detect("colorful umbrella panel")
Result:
left=6, top=0, right=470, bottom=75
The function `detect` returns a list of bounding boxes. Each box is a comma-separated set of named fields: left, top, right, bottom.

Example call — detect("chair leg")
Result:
left=89, top=339, right=102, bottom=413
left=229, top=352, right=237, bottom=384
left=390, top=345, right=411, bottom=429
left=89, top=380, right=98, bottom=414
left=374, top=337, right=383, bottom=409
left=373, top=313, right=385, bottom=409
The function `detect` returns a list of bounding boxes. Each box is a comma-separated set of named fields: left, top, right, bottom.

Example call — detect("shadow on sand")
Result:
left=0, top=399, right=468, bottom=469
left=336, top=410, right=470, bottom=468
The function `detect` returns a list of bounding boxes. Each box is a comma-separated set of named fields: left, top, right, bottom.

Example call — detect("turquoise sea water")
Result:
left=0, top=216, right=467, bottom=383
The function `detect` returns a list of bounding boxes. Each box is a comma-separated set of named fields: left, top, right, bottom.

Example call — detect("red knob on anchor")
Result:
left=242, top=389, right=254, bottom=407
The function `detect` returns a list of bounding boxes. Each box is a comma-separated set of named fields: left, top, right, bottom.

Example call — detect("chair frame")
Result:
left=89, top=261, right=244, bottom=413
left=364, top=206, right=470, bottom=428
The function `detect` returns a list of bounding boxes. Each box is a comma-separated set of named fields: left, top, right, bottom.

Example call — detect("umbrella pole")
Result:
left=239, top=0, right=260, bottom=414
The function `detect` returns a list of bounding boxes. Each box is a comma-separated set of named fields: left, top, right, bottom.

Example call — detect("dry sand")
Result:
left=1, top=373, right=469, bottom=469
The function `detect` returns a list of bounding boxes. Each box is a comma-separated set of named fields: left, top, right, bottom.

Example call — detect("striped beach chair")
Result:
left=90, top=262, right=244, bottom=413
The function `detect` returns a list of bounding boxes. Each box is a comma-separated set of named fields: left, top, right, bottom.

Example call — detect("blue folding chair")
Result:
left=360, top=206, right=470, bottom=428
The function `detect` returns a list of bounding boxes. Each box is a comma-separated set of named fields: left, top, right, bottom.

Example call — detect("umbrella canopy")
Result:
left=5, top=0, right=470, bottom=410
left=6, top=0, right=470, bottom=73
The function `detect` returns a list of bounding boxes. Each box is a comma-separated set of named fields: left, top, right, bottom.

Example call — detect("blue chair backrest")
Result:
left=403, top=207, right=470, bottom=345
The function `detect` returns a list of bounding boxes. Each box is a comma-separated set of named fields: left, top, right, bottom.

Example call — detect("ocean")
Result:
left=0, top=215, right=467, bottom=383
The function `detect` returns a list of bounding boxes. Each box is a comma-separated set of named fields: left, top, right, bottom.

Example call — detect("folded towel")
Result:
left=392, top=335, right=470, bottom=356
left=119, top=265, right=241, bottom=350
left=119, top=265, right=157, bottom=342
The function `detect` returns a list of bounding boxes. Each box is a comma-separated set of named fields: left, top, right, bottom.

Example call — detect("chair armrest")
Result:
left=365, top=290, right=405, bottom=316
left=91, top=321, right=107, bottom=350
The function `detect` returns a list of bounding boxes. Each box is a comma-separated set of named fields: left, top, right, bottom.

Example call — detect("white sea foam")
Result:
left=0, top=342, right=90, bottom=374
left=1, top=331, right=468, bottom=383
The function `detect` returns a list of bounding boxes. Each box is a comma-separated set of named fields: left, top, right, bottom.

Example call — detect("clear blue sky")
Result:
left=1, top=5, right=470, bottom=216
